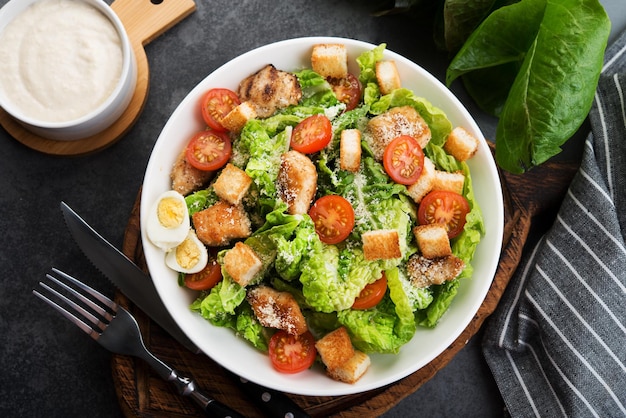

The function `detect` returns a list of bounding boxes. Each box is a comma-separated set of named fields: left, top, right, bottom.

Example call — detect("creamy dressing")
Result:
left=0, top=0, right=123, bottom=123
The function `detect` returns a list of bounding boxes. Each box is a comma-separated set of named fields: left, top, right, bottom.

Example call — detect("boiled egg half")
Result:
left=165, top=230, right=208, bottom=274
left=146, top=190, right=190, bottom=251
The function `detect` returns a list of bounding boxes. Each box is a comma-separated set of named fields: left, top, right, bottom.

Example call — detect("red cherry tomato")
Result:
left=383, top=135, right=425, bottom=185
left=290, top=114, right=332, bottom=154
left=330, top=73, right=361, bottom=111
left=418, top=190, right=470, bottom=239
left=183, top=249, right=222, bottom=291
left=185, top=130, right=232, bottom=171
left=308, top=195, right=355, bottom=245
left=268, top=330, right=317, bottom=374
left=201, top=88, right=240, bottom=132
left=352, top=274, right=388, bottom=310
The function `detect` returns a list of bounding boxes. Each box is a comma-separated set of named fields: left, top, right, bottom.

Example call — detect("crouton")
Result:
left=406, top=157, right=435, bottom=203
left=406, top=254, right=465, bottom=288
left=212, top=163, right=252, bottom=205
left=327, top=351, right=371, bottom=384
left=432, top=170, right=465, bottom=195
left=220, top=101, right=256, bottom=133
left=192, top=200, right=251, bottom=247
left=170, top=149, right=214, bottom=196
left=311, top=43, right=348, bottom=79
left=362, top=229, right=402, bottom=261
left=413, top=224, right=452, bottom=259
left=277, top=150, right=317, bottom=215
left=444, top=127, right=479, bottom=162
left=223, top=242, right=262, bottom=287
left=247, top=285, right=308, bottom=335
left=340, top=129, right=361, bottom=172
left=366, top=106, right=431, bottom=160
left=238, top=64, right=302, bottom=118
left=315, top=327, right=355, bottom=370
left=375, top=60, right=401, bottom=95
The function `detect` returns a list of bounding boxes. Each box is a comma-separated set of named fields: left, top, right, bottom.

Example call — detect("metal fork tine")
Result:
left=45, top=272, right=113, bottom=322
left=32, top=286, right=100, bottom=340
left=51, top=267, right=118, bottom=312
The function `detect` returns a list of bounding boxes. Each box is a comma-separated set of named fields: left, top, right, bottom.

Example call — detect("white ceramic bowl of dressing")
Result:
left=0, top=0, right=136, bottom=141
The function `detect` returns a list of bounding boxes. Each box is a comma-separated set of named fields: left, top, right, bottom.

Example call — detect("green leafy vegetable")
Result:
left=446, top=0, right=610, bottom=173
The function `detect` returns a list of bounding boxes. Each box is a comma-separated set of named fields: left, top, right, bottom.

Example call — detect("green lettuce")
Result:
left=446, top=0, right=610, bottom=172
left=338, top=268, right=416, bottom=354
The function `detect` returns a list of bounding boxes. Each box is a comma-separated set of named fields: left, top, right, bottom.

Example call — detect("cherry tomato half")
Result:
left=308, top=195, right=355, bottom=245
left=183, top=249, right=222, bottom=291
left=352, top=273, right=388, bottom=310
left=185, top=130, right=232, bottom=172
left=383, top=135, right=425, bottom=185
left=418, top=190, right=470, bottom=239
left=290, top=114, right=332, bottom=154
left=201, top=88, right=240, bottom=132
left=330, top=73, right=361, bottom=111
left=268, top=330, right=317, bottom=374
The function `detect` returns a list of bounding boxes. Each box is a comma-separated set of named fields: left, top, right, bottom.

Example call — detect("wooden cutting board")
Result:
left=0, top=0, right=196, bottom=156
left=113, top=144, right=579, bottom=417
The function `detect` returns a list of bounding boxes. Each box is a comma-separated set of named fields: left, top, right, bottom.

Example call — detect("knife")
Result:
left=60, top=201, right=311, bottom=418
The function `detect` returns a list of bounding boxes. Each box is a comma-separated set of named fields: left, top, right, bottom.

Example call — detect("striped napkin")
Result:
left=482, top=30, right=626, bottom=417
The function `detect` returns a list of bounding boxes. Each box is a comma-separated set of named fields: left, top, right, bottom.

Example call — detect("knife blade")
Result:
left=60, top=201, right=199, bottom=353
left=60, top=201, right=311, bottom=418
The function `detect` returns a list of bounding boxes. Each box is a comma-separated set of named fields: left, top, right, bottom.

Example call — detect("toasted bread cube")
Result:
left=327, top=351, right=371, bottom=384
left=221, top=101, right=256, bottom=133
left=315, top=327, right=355, bottom=370
left=362, top=229, right=401, bottom=261
left=278, top=150, right=318, bottom=215
left=413, top=224, right=452, bottom=259
left=366, top=106, right=431, bottom=160
left=375, top=60, right=401, bottom=95
left=213, top=163, right=252, bottom=205
left=444, top=127, right=479, bottom=162
left=247, top=285, right=308, bottom=335
left=406, top=254, right=465, bottom=288
left=192, top=201, right=251, bottom=247
left=432, top=170, right=465, bottom=195
left=340, top=129, right=362, bottom=172
left=170, top=149, right=214, bottom=196
left=223, top=242, right=262, bottom=287
left=406, top=157, right=435, bottom=203
left=311, top=43, right=348, bottom=79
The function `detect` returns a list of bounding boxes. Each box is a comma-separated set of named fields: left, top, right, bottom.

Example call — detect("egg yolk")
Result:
left=157, top=197, right=185, bottom=229
left=175, top=237, right=201, bottom=269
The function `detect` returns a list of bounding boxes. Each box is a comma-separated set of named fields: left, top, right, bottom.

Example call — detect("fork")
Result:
left=33, top=268, right=244, bottom=418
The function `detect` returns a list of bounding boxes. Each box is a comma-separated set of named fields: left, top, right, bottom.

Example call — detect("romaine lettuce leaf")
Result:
left=338, top=268, right=416, bottom=354
left=191, top=275, right=246, bottom=324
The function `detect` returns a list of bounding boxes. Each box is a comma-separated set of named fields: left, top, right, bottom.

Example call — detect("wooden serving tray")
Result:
left=114, top=149, right=579, bottom=417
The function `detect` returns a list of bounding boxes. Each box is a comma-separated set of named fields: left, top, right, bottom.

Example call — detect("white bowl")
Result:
left=0, top=0, right=136, bottom=141
left=140, top=37, right=504, bottom=396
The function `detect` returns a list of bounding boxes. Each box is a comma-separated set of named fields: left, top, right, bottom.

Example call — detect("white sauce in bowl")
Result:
left=0, top=0, right=123, bottom=123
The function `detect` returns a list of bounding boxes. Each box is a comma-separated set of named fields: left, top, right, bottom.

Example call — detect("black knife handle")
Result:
left=236, top=376, right=311, bottom=418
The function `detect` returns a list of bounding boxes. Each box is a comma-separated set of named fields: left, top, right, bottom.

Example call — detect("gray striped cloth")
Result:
left=482, top=29, right=626, bottom=417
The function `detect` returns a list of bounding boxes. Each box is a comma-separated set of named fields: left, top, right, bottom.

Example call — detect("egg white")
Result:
left=146, top=190, right=190, bottom=251
left=165, top=230, right=208, bottom=274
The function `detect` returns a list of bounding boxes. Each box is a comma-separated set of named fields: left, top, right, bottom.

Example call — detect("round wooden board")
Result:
left=112, top=151, right=580, bottom=417
left=0, top=0, right=196, bottom=156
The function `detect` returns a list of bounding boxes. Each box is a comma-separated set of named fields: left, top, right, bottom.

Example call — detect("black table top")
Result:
left=1, top=0, right=623, bottom=416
